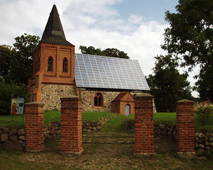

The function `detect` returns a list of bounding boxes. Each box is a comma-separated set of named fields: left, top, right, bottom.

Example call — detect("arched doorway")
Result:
left=125, top=104, right=130, bottom=116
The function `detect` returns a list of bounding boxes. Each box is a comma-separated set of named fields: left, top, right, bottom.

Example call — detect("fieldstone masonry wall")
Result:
left=60, top=96, right=83, bottom=155
left=176, top=99, right=196, bottom=156
left=25, top=102, right=44, bottom=152
left=41, top=84, right=77, bottom=110
left=134, top=95, right=155, bottom=155
left=80, top=90, right=120, bottom=112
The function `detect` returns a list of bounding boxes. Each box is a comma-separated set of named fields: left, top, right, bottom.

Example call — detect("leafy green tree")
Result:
left=195, top=65, right=213, bottom=101
left=79, top=45, right=129, bottom=59
left=161, top=0, right=213, bottom=101
left=0, top=79, right=29, bottom=115
left=9, top=33, right=40, bottom=85
left=79, top=46, right=104, bottom=56
left=0, top=45, right=16, bottom=81
left=103, top=48, right=129, bottom=59
left=146, top=55, right=192, bottom=112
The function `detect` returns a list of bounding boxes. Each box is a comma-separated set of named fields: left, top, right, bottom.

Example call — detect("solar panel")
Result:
left=75, top=53, right=150, bottom=91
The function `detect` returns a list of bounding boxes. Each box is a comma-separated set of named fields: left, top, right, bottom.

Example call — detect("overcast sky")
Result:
left=0, top=0, right=199, bottom=97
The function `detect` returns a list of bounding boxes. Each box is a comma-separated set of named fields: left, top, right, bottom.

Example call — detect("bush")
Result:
left=0, top=79, right=31, bottom=115
left=195, top=102, right=213, bottom=126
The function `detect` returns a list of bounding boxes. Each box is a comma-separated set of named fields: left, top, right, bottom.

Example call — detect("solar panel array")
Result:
left=75, top=53, right=150, bottom=91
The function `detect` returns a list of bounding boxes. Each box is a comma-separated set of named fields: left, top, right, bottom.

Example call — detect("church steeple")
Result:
left=41, top=5, right=74, bottom=46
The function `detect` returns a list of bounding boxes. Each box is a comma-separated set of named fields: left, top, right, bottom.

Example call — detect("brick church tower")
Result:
left=28, top=5, right=76, bottom=109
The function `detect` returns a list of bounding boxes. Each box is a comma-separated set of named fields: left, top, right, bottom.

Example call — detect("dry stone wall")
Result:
left=1, top=122, right=213, bottom=156
left=0, top=114, right=116, bottom=151
left=0, top=127, right=25, bottom=151
left=41, top=84, right=76, bottom=110
left=127, top=122, right=213, bottom=156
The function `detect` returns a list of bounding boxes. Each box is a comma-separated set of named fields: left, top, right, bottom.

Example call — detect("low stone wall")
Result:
left=44, top=114, right=117, bottom=138
left=127, top=121, right=213, bottom=156
left=1, top=120, right=213, bottom=156
left=0, top=127, right=25, bottom=151
left=0, top=114, right=117, bottom=151
left=153, top=123, right=213, bottom=156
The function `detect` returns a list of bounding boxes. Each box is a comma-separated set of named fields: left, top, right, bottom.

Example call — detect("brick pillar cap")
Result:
left=176, top=99, right=194, bottom=104
left=60, top=95, right=79, bottom=99
left=25, top=102, right=44, bottom=106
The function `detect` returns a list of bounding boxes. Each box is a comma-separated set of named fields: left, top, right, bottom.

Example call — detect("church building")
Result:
left=28, top=5, right=151, bottom=116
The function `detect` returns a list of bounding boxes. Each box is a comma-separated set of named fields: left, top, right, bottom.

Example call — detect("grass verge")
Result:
left=0, top=111, right=117, bottom=128
left=1, top=111, right=213, bottom=133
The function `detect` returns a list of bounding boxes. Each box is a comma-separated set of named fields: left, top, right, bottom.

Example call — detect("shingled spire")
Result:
left=41, top=5, right=74, bottom=46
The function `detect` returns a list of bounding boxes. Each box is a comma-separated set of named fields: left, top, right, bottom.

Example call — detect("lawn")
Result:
left=0, top=110, right=118, bottom=128
left=1, top=111, right=213, bottom=133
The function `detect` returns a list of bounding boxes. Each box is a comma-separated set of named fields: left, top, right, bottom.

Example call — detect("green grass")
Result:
left=1, top=111, right=213, bottom=133
left=0, top=114, right=25, bottom=128
left=154, top=112, right=176, bottom=126
left=82, top=111, right=116, bottom=122
left=0, top=110, right=117, bottom=128
left=121, top=112, right=177, bottom=126
left=101, top=114, right=129, bottom=132
left=44, top=110, right=61, bottom=123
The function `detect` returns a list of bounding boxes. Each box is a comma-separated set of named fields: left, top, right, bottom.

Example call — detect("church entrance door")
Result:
left=125, top=104, right=130, bottom=116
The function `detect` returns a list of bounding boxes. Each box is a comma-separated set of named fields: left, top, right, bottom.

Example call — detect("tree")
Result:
left=103, top=48, right=129, bottom=59
left=8, top=33, right=40, bottom=85
left=79, top=45, right=129, bottom=59
left=0, top=45, right=16, bottom=81
left=195, top=65, right=213, bottom=101
left=79, top=46, right=104, bottom=56
left=146, top=55, right=192, bottom=112
left=0, top=79, right=29, bottom=115
left=161, top=0, right=213, bottom=101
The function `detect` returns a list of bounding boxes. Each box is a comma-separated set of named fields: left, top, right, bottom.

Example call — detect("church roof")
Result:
left=75, top=53, right=150, bottom=91
left=41, top=5, right=74, bottom=46
left=113, top=92, right=134, bottom=101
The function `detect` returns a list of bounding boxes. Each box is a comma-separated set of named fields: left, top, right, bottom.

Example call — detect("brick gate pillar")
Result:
left=25, top=102, right=44, bottom=152
left=176, top=99, right=195, bottom=156
left=60, top=96, right=83, bottom=156
left=134, top=94, right=155, bottom=156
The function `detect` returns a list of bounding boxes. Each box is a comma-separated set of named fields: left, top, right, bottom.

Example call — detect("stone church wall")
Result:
left=80, top=90, right=120, bottom=112
left=41, top=84, right=77, bottom=110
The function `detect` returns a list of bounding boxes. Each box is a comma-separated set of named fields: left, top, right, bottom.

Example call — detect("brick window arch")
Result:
left=94, top=93, right=103, bottom=107
left=48, top=56, right=53, bottom=71
left=63, top=57, right=68, bottom=72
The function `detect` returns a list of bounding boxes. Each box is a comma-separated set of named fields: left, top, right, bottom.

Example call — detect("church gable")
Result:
left=113, top=92, right=134, bottom=102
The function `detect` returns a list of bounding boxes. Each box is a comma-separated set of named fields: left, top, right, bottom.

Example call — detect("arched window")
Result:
left=63, top=57, right=68, bottom=72
left=94, top=93, right=103, bottom=107
left=48, top=56, right=53, bottom=71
